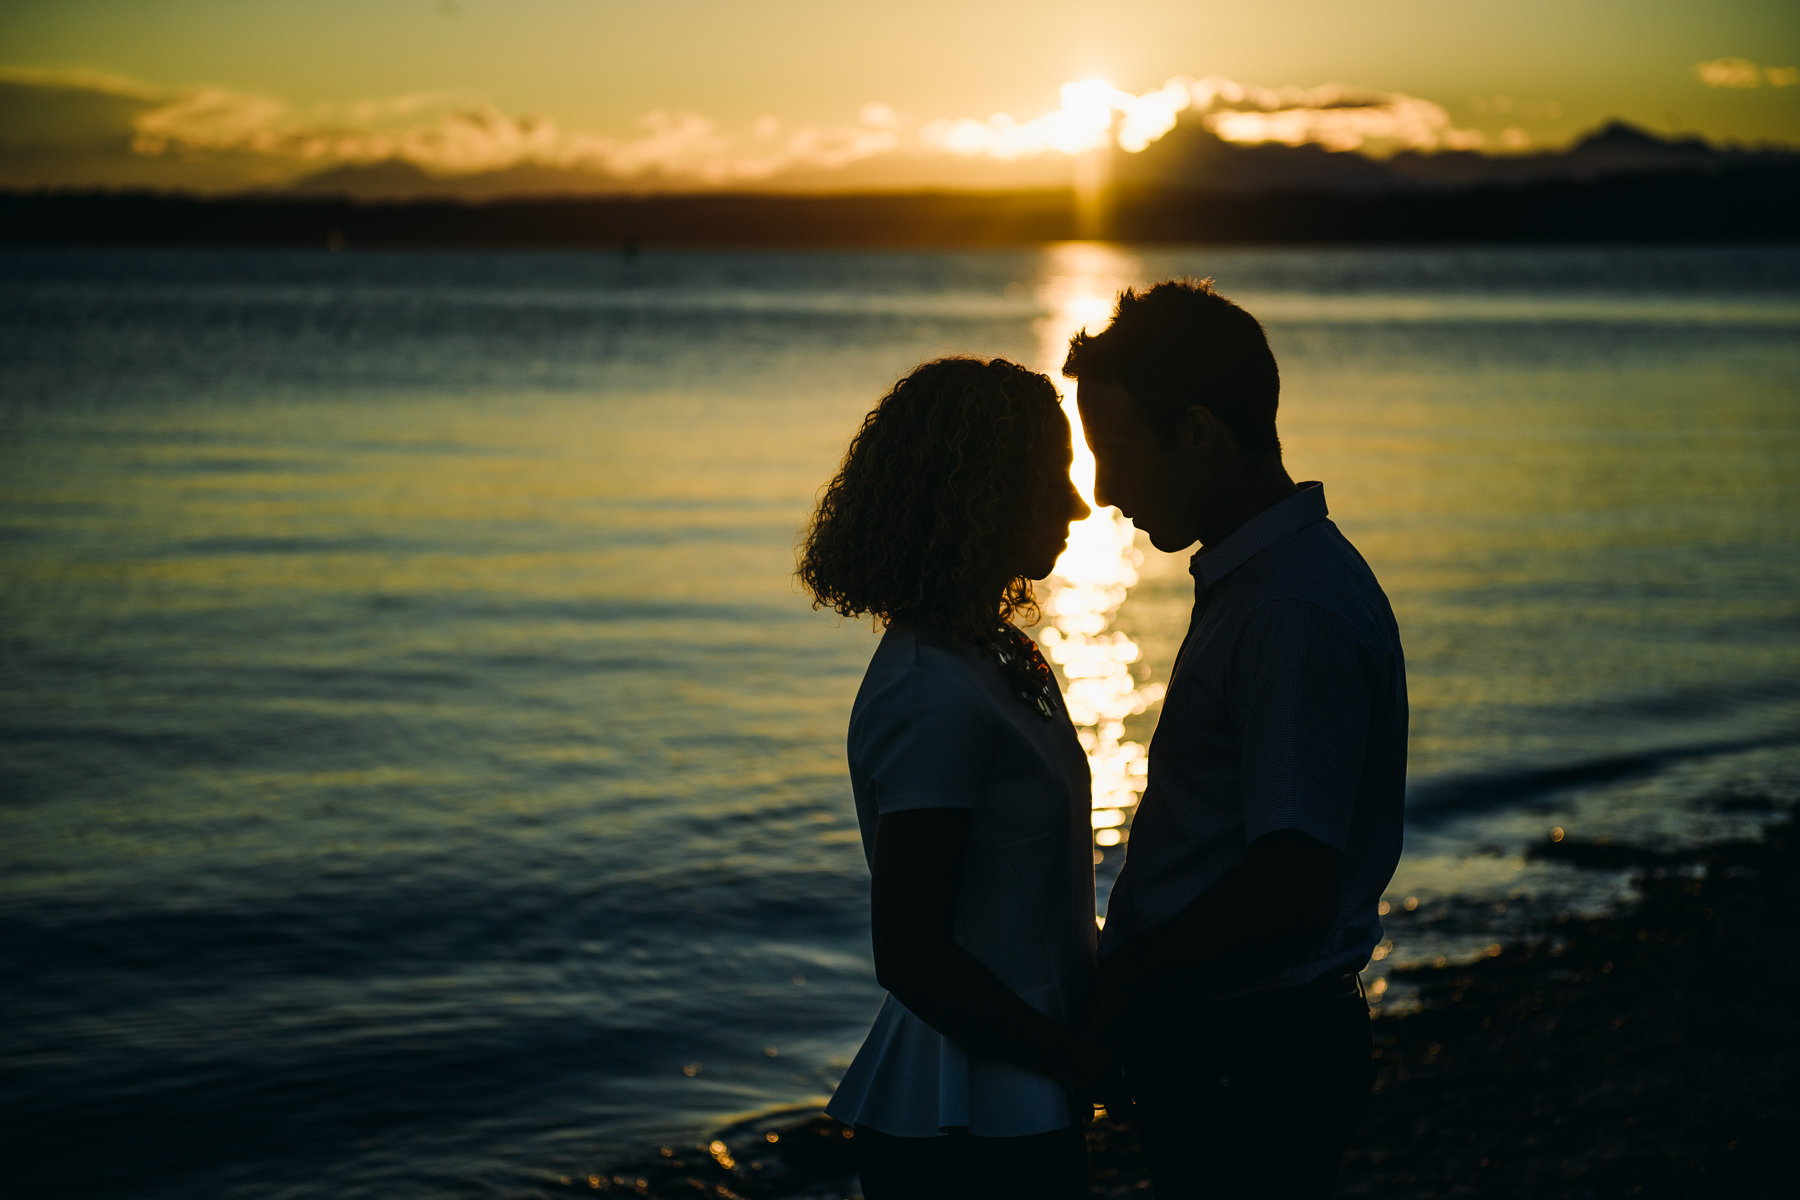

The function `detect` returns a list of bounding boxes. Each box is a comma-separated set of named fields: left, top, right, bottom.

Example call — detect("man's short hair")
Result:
left=1062, top=278, right=1281, bottom=456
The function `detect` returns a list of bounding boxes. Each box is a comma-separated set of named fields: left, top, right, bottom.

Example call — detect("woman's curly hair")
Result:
left=798, top=356, right=1068, bottom=644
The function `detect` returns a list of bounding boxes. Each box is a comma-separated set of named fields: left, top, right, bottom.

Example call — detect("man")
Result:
left=1065, top=280, right=1407, bottom=1199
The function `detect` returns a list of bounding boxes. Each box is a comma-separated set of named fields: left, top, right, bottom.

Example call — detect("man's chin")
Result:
left=1147, top=527, right=1195, bottom=554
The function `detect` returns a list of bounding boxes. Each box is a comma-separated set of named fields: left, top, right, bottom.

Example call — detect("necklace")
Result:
left=980, top=623, right=1061, bottom=722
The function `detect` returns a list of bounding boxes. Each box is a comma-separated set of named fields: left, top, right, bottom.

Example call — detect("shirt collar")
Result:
left=1189, top=481, right=1329, bottom=589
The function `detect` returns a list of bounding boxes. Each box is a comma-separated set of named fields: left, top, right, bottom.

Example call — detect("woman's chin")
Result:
left=1024, top=547, right=1067, bottom=581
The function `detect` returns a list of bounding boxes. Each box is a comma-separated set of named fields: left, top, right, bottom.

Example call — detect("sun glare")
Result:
left=921, top=76, right=1191, bottom=162
left=1033, top=244, right=1165, bottom=847
left=1051, top=79, right=1120, bottom=155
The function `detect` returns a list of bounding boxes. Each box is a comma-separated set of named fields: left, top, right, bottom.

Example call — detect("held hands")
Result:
left=1062, top=1034, right=1132, bottom=1116
left=1083, top=954, right=1135, bottom=1043
left=1070, top=954, right=1137, bottom=1116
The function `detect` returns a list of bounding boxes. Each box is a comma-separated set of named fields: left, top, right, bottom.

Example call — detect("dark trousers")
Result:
left=852, top=1124, right=1087, bottom=1200
left=1118, top=975, right=1373, bottom=1200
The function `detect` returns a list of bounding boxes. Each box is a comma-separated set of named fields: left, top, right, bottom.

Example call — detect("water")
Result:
left=3, top=245, right=1798, bottom=1197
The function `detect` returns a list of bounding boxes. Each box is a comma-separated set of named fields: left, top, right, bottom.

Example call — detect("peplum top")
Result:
left=824, top=625, right=1096, bottom=1137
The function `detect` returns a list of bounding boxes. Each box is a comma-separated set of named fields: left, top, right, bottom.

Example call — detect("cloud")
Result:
left=0, top=66, right=900, bottom=188
left=1, top=64, right=1494, bottom=194
left=920, top=75, right=1483, bottom=161
left=130, top=84, right=896, bottom=182
left=1695, top=57, right=1800, bottom=88
left=558, top=108, right=899, bottom=184
left=920, top=78, right=1191, bottom=160
left=0, top=64, right=162, bottom=101
left=1185, top=76, right=1484, bottom=152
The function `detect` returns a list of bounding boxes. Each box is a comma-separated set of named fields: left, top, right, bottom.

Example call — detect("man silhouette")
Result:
left=1066, top=280, right=1407, bottom=1199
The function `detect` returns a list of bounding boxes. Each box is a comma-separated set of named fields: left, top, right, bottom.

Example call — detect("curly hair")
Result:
left=798, top=356, right=1068, bottom=644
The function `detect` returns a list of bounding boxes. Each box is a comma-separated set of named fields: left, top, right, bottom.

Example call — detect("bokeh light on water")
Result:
left=1030, top=243, right=1168, bottom=849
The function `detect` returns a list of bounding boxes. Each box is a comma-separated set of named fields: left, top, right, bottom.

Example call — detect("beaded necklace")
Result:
left=979, top=623, right=1061, bottom=722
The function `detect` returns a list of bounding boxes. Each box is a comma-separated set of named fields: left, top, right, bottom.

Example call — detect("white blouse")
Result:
left=825, top=626, right=1096, bottom=1137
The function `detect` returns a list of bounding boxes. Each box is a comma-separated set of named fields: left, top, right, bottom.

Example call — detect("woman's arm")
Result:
left=870, top=807, right=1115, bottom=1097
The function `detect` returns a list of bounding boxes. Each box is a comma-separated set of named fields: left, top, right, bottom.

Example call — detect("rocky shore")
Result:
left=1333, top=807, right=1796, bottom=1199
left=576, top=804, right=1795, bottom=1199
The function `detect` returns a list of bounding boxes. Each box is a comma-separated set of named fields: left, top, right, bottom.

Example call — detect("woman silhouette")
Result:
left=800, top=357, right=1112, bottom=1200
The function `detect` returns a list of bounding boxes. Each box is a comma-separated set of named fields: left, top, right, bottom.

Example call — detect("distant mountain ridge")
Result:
left=1111, top=120, right=1800, bottom=194
left=280, top=120, right=1800, bottom=201
left=286, top=157, right=637, bottom=200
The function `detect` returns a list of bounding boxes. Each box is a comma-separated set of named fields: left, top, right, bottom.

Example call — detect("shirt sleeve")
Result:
left=1227, top=599, right=1371, bottom=850
left=850, top=668, right=992, bottom=814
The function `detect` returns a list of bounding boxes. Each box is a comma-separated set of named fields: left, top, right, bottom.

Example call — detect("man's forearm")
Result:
left=1108, top=884, right=1251, bottom=990
left=1113, top=832, right=1340, bottom=989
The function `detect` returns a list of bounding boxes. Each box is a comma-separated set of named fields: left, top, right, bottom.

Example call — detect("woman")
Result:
left=799, top=357, right=1113, bottom=1199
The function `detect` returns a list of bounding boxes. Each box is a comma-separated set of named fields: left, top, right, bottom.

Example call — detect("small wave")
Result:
left=175, top=535, right=409, bottom=556
left=1407, top=730, right=1800, bottom=825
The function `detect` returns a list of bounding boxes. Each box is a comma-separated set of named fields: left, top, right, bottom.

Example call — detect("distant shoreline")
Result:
left=5, top=167, right=1798, bottom=249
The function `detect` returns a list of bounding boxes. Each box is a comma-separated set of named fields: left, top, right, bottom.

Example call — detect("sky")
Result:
left=2, top=0, right=1797, bottom=191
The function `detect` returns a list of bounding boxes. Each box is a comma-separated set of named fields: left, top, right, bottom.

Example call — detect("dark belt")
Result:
left=1133, top=967, right=1366, bottom=1021
left=1210, top=968, right=1364, bottom=1005
left=1299, top=969, right=1366, bottom=1001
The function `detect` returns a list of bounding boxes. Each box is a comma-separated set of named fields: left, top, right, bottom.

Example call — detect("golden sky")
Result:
left=3, top=0, right=1797, bottom=191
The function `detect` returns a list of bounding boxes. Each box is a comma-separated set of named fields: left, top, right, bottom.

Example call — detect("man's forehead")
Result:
left=1077, top=379, right=1132, bottom=405
left=1076, top=380, right=1148, bottom=431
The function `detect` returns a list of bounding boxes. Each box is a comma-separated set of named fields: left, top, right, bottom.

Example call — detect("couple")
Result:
left=802, top=280, right=1408, bottom=1199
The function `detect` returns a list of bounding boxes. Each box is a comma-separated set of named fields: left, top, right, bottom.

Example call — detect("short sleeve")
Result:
left=849, top=668, right=992, bottom=814
left=1227, top=599, right=1371, bottom=850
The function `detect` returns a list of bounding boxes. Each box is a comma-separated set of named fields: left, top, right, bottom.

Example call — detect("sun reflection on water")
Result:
left=1032, top=244, right=1166, bottom=848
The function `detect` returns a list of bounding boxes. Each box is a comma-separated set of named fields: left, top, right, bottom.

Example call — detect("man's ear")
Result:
left=1177, top=404, right=1223, bottom=459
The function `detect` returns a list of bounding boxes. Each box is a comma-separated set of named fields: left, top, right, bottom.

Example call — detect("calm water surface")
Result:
left=3, top=245, right=1798, bottom=1197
